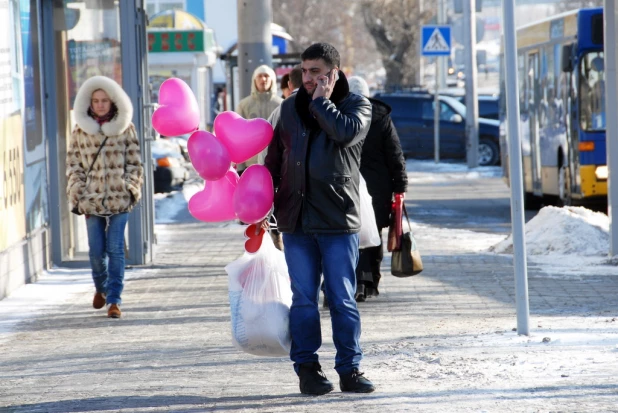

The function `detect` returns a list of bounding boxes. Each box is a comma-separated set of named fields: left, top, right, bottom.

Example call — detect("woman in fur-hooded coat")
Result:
left=66, top=76, right=143, bottom=216
left=66, top=75, right=143, bottom=319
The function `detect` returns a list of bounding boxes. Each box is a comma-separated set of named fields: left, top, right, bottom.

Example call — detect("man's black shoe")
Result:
left=298, top=362, right=335, bottom=395
left=339, top=369, right=375, bottom=393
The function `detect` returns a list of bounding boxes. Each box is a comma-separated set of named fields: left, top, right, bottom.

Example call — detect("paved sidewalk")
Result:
left=1, top=170, right=618, bottom=412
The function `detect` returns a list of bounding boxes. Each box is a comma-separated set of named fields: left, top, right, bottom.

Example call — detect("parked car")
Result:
left=453, top=94, right=500, bottom=120
left=373, top=92, right=501, bottom=166
left=439, top=88, right=500, bottom=121
left=151, top=138, right=190, bottom=193
left=163, top=134, right=190, bottom=162
left=477, top=95, right=500, bottom=120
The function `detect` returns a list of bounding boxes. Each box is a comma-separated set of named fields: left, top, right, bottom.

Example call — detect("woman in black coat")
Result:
left=348, top=76, right=408, bottom=301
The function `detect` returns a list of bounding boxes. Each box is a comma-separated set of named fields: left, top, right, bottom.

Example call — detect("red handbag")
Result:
left=387, top=194, right=404, bottom=252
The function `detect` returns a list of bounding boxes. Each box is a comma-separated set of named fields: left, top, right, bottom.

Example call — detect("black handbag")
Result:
left=71, top=136, right=108, bottom=215
left=391, top=204, right=423, bottom=277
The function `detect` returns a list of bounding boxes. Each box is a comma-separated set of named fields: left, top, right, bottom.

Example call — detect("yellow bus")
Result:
left=500, top=8, right=606, bottom=207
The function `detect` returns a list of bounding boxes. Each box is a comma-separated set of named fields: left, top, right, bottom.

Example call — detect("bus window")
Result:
left=579, top=52, right=605, bottom=131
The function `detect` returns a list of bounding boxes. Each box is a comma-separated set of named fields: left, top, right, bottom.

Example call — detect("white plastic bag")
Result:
left=224, top=234, right=292, bottom=357
left=359, top=175, right=381, bottom=249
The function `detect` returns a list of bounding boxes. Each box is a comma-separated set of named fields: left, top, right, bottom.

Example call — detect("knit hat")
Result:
left=347, top=76, right=370, bottom=97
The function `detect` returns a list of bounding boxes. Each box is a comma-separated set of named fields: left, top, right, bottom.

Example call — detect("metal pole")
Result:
left=237, top=0, right=272, bottom=100
left=463, top=0, right=479, bottom=168
left=40, top=0, right=63, bottom=267
left=120, top=0, right=150, bottom=265
left=604, top=0, right=618, bottom=256
left=438, top=0, right=448, bottom=90
left=502, top=0, right=530, bottom=335
left=434, top=59, right=441, bottom=163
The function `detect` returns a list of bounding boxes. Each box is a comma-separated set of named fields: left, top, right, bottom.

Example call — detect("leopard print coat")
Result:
left=66, top=76, right=144, bottom=216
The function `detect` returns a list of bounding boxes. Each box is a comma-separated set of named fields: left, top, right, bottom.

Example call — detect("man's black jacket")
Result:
left=264, top=72, right=372, bottom=234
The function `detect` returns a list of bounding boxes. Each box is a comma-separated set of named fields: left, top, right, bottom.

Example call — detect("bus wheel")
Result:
left=558, top=164, right=572, bottom=207
left=524, top=192, right=544, bottom=210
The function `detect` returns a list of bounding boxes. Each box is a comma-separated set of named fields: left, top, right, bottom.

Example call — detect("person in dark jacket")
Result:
left=262, top=43, right=375, bottom=396
left=347, top=76, right=408, bottom=301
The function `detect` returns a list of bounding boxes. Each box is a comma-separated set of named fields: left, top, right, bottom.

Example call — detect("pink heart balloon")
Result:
left=152, top=78, right=199, bottom=137
left=233, top=165, right=274, bottom=224
left=188, top=168, right=239, bottom=222
left=187, top=130, right=231, bottom=181
left=213, top=111, right=273, bottom=164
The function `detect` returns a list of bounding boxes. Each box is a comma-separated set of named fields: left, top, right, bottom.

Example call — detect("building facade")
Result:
left=0, top=0, right=155, bottom=300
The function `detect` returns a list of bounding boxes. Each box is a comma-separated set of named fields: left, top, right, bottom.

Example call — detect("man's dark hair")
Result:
left=288, top=66, right=302, bottom=89
left=301, top=43, right=340, bottom=68
left=280, top=73, right=290, bottom=90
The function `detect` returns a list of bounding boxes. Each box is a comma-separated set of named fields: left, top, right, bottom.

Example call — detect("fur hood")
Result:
left=73, top=76, right=133, bottom=136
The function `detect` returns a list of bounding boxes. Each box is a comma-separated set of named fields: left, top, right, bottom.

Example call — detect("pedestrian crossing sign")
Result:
left=421, top=25, right=451, bottom=56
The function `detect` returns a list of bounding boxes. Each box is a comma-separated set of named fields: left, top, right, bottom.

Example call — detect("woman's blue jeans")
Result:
left=85, top=213, right=129, bottom=305
left=283, top=228, right=362, bottom=375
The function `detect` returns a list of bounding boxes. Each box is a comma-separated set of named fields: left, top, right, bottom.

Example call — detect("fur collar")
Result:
left=73, top=76, right=133, bottom=136
left=295, top=71, right=350, bottom=131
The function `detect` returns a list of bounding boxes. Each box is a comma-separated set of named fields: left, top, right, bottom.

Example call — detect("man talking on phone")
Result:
left=262, top=43, right=374, bottom=395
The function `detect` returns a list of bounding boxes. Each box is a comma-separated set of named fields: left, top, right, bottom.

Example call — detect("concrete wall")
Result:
left=0, top=227, right=50, bottom=300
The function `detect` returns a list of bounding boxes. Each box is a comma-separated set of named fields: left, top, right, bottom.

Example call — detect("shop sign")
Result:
left=148, top=31, right=205, bottom=53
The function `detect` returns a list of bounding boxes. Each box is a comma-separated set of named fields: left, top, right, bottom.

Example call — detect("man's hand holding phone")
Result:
left=313, top=68, right=338, bottom=100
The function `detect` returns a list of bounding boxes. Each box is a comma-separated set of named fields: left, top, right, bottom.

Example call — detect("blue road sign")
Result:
left=421, top=25, right=452, bottom=56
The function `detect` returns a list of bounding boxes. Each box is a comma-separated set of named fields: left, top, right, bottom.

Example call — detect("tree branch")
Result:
left=362, top=3, right=393, bottom=55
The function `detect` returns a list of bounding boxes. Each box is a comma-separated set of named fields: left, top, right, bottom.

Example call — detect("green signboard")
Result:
left=148, top=31, right=205, bottom=53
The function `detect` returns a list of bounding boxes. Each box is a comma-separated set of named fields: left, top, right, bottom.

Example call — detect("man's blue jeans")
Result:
left=86, top=213, right=129, bottom=305
left=283, top=228, right=362, bottom=375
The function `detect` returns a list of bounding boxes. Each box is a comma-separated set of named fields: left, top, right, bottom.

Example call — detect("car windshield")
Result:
left=579, top=51, right=605, bottom=131
left=441, top=95, right=467, bottom=117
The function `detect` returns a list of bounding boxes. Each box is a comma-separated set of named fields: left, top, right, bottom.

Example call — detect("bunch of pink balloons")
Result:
left=151, top=80, right=275, bottom=224
left=152, top=78, right=200, bottom=136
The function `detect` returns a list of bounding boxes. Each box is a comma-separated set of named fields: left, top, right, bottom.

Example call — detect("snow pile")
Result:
left=492, top=206, right=609, bottom=256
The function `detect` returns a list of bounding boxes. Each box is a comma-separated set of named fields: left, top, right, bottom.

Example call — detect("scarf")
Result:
left=294, top=71, right=350, bottom=131
left=88, top=102, right=118, bottom=125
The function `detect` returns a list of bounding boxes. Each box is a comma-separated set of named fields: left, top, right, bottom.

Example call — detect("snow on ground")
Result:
left=363, top=314, right=618, bottom=406
left=153, top=191, right=187, bottom=223
left=0, top=268, right=99, bottom=344
left=154, top=179, right=204, bottom=224
left=413, top=222, right=506, bottom=254
left=406, top=159, right=503, bottom=181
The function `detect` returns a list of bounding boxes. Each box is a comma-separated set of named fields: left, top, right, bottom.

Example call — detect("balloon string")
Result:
left=268, top=205, right=278, bottom=231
